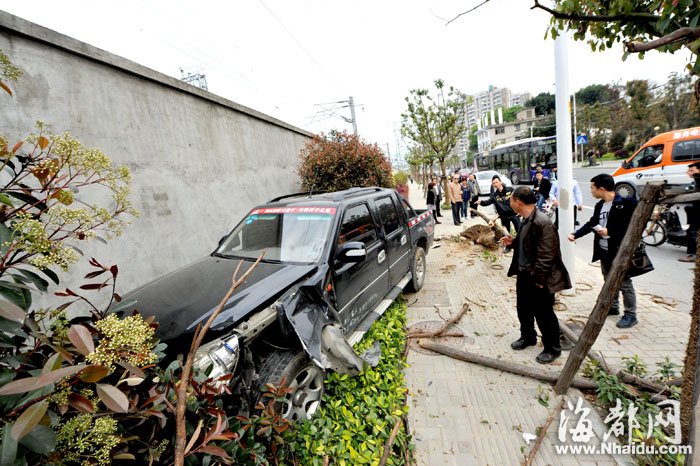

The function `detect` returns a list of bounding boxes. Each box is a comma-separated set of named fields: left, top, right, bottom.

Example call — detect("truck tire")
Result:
left=615, top=182, right=636, bottom=199
left=406, top=247, right=426, bottom=292
left=255, top=350, right=325, bottom=421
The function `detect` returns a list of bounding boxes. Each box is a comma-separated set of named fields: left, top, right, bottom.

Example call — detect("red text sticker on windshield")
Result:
left=249, top=207, right=337, bottom=215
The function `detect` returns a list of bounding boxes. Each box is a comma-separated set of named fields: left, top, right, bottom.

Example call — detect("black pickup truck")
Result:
left=120, top=187, right=434, bottom=420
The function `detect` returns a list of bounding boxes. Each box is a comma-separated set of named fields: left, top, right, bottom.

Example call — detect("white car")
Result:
left=475, top=170, right=512, bottom=196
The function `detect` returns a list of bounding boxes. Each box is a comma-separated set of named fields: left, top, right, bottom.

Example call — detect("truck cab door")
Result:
left=374, top=195, right=411, bottom=286
left=332, top=202, right=389, bottom=331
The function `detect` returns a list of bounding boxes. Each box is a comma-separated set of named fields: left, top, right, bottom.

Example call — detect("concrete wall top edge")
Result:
left=0, top=10, right=314, bottom=139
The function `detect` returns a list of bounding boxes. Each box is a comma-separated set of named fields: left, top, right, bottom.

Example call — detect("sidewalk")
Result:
left=403, top=183, right=690, bottom=465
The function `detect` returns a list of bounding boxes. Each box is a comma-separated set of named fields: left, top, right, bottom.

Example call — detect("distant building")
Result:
left=475, top=107, right=547, bottom=155
left=511, top=91, right=532, bottom=107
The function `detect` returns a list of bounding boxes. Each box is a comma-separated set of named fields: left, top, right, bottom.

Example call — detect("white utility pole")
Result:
left=572, top=95, right=578, bottom=165
left=554, top=35, right=576, bottom=289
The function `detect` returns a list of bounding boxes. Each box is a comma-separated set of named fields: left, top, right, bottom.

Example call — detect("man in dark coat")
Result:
left=568, top=174, right=638, bottom=328
left=501, top=187, right=571, bottom=364
left=477, top=175, right=521, bottom=234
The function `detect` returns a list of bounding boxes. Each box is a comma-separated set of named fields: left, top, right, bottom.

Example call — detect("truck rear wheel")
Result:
left=406, top=247, right=426, bottom=292
left=255, top=350, right=325, bottom=421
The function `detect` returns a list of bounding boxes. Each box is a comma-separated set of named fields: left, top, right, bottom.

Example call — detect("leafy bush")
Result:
left=393, top=173, right=409, bottom=198
left=609, top=131, right=627, bottom=151
left=286, top=299, right=411, bottom=465
left=298, top=130, right=393, bottom=192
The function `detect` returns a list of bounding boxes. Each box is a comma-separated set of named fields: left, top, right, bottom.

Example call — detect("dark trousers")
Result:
left=435, top=195, right=442, bottom=216
left=451, top=202, right=462, bottom=225
left=516, top=274, right=561, bottom=353
left=554, top=208, right=578, bottom=229
left=687, top=223, right=699, bottom=256
left=501, top=215, right=521, bottom=235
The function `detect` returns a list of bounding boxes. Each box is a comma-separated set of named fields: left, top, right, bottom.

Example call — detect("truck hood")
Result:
left=120, top=256, right=316, bottom=341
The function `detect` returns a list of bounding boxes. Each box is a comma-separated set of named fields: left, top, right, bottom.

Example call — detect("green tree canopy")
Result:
left=575, top=84, right=619, bottom=105
left=503, top=106, right=524, bottom=122
left=533, top=0, right=700, bottom=75
left=400, top=79, right=466, bottom=185
left=525, top=92, right=556, bottom=116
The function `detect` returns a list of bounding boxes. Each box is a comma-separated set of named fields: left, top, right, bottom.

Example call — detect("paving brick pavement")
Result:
left=402, top=183, right=690, bottom=466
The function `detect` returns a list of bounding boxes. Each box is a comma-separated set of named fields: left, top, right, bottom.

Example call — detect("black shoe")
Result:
left=608, top=309, right=620, bottom=316
left=536, top=350, right=561, bottom=364
left=511, top=338, right=537, bottom=350
left=437, top=214, right=443, bottom=217
left=575, top=221, right=580, bottom=226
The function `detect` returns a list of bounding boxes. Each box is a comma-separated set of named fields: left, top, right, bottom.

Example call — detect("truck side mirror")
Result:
left=336, top=242, right=366, bottom=263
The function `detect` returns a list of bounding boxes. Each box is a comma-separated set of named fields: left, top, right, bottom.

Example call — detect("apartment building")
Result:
left=476, top=107, right=545, bottom=155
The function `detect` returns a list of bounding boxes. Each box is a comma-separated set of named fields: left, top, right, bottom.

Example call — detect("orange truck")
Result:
left=612, top=126, right=700, bottom=198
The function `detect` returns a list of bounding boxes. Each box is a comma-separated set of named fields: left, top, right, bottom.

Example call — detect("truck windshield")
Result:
left=216, top=207, right=335, bottom=264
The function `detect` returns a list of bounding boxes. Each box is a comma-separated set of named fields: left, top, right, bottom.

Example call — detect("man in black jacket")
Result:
left=568, top=174, right=638, bottom=329
left=533, top=169, right=552, bottom=212
left=477, top=175, right=521, bottom=234
left=500, top=187, right=571, bottom=364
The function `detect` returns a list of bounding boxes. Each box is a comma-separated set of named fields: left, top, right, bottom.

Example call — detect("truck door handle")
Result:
left=378, top=250, right=386, bottom=264
left=400, top=235, right=407, bottom=246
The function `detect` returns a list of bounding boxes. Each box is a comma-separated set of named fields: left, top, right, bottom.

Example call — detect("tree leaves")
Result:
left=96, top=383, right=129, bottom=413
left=0, top=365, right=86, bottom=395
left=79, top=365, right=110, bottom=383
left=0, top=299, right=25, bottom=323
left=11, top=400, right=48, bottom=441
left=67, top=324, right=94, bottom=356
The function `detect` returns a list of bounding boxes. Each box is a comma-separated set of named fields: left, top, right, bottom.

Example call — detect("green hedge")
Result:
left=286, top=299, right=411, bottom=465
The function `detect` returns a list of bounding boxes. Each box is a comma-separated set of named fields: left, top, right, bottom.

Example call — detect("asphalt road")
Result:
left=570, top=166, right=692, bottom=314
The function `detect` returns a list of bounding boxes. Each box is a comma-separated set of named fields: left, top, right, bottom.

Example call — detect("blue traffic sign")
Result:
left=576, top=135, right=588, bottom=145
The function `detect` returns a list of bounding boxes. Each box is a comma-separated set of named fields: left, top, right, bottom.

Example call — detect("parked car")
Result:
left=117, top=188, right=434, bottom=420
left=475, top=170, right=512, bottom=196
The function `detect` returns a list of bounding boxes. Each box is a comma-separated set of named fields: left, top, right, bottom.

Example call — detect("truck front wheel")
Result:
left=407, top=247, right=426, bottom=292
left=255, top=350, right=325, bottom=421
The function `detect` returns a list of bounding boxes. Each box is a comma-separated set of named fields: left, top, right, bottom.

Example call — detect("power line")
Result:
left=257, top=0, right=346, bottom=94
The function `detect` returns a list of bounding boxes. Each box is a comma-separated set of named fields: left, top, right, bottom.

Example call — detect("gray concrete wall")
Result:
left=0, top=11, right=312, bottom=305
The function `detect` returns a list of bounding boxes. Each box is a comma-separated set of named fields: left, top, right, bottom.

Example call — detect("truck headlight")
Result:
left=193, top=334, right=240, bottom=381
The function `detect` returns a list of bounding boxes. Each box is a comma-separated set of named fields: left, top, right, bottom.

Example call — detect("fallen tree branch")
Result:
left=522, top=396, right=565, bottom=466
left=174, top=252, right=264, bottom=466
left=419, top=340, right=598, bottom=390
left=415, top=303, right=469, bottom=338
left=379, top=418, right=402, bottom=466
left=408, top=330, right=463, bottom=339
left=559, top=323, right=610, bottom=373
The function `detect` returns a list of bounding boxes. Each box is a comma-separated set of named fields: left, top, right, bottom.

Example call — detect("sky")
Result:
left=0, top=0, right=693, bottom=161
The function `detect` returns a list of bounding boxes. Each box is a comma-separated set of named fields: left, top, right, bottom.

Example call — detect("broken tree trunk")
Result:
left=419, top=340, right=598, bottom=390
left=554, top=183, right=663, bottom=395
left=469, top=208, right=507, bottom=242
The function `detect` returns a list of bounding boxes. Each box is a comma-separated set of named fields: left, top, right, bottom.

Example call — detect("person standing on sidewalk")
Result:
left=680, top=161, right=700, bottom=262
left=476, top=175, right=521, bottom=234
left=431, top=176, right=443, bottom=218
left=448, top=174, right=463, bottom=225
left=567, top=174, right=639, bottom=329
left=551, top=179, right=584, bottom=227
left=500, top=187, right=571, bottom=364
left=460, top=178, right=471, bottom=219
left=426, top=182, right=441, bottom=224
left=467, top=173, right=479, bottom=213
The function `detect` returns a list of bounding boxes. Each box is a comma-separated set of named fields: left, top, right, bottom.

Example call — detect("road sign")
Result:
left=576, top=135, right=588, bottom=145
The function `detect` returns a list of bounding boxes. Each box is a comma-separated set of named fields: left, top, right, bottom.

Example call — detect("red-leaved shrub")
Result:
left=298, top=130, right=394, bottom=191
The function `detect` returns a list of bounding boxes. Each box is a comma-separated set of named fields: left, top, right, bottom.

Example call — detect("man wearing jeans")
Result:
left=568, top=174, right=639, bottom=329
